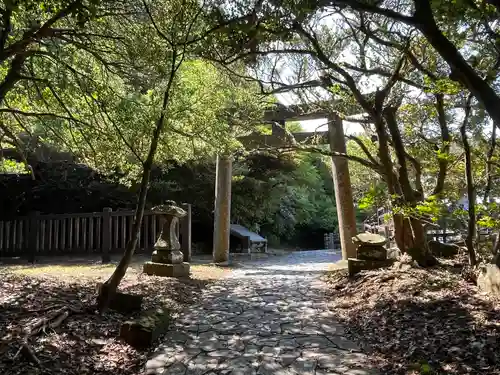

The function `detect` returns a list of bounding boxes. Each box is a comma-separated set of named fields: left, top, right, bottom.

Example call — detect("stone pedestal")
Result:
left=143, top=262, right=190, bottom=277
left=143, top=201, right=190, bottom=278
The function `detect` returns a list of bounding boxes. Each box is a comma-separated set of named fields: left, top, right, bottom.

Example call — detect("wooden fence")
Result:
left=0, top=204, right=192, bottom=260
left=323, top=233, right=340, bottom=250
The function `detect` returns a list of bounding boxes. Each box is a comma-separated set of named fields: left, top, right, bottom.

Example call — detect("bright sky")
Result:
left=275, top=93, right=365, bottom=135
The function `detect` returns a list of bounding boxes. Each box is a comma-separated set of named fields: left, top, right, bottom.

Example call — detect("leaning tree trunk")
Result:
left=96, top=81, right=176, bottom=313
left=460, top=95, right=477, bottom=266
left=384, top=107, right=436, bottom=265
left=372, top=116, right=406, bottom=248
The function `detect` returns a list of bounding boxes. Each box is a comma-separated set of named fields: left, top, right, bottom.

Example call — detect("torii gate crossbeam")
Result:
left=212, top=104, right=357, bottom=263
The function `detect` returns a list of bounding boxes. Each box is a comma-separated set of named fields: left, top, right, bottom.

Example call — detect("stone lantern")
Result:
left=143, top=201, right=190, bottom=277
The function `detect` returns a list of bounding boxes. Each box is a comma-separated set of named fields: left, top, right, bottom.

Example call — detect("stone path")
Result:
left=144, top=250, right=377, bottom=375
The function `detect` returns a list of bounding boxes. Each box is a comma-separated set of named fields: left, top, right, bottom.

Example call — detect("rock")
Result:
left=120, top=306, right=172, bottom=348
left=348, top=258, right=395, bottom=276
left=356, top=245, right=387, bottom=261
left=477, top=264, right=500, bottom=296
left=387, top=247, right=402, bottom=260
left=428, top=240, right=459, bottom=258
left=352, top=232, right=387, bottom=247
left=407, top=246, right=438, bottom=267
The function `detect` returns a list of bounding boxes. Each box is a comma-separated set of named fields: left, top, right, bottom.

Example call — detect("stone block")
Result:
left=143, top=261, right=190, bottom=277
left=428, top=240, right=459, bottom=258
left=120, top=306, right=171, bottom=348
left=348, top=258, right=394, bottom=276
left=356, top=245, right=387, bottom=261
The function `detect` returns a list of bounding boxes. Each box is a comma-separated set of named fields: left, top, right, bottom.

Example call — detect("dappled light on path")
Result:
left=146, top=250, right=378, bottom=375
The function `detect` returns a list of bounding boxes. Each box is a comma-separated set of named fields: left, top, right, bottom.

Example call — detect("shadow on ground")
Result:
left=0, top=256, right=218, bottom=375
left=325, top=266, right=500, bottom=374
left=147, top=251, right=379, bottom=375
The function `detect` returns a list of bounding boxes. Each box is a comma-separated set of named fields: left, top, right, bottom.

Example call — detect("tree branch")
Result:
left=346, top=135, right=381, bottom=169
left=332, top=0, right=417, bottom=25
left=0, top=1, right=81, bottom=63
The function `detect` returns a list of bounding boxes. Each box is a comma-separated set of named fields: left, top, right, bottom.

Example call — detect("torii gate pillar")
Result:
left=328, top=114, right=357, bottom=259
left=212, top=154, right=232, bottom=264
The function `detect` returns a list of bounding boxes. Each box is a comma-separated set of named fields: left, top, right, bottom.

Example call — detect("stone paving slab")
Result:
left=144, top=250, right=378, bottom=375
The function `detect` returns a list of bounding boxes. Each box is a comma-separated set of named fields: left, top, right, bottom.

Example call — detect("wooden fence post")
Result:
left=181, top=203, right=192, bottom=262
left=102, top=208, right=112, bottom=263
left=28, top=212, right=40, bottom=263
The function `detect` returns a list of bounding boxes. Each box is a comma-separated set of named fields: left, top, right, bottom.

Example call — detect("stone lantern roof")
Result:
left=152, top=200, right=186, bottom=217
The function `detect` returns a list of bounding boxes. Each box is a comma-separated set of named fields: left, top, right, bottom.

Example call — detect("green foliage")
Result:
left=147, top=152, right=337, bottom=246
left=423, top=77, right=462, bottom=95
left=414, top=196, right=445, bottom=222
left=477, top=203, right=500, bottom=229
left=358, top=184, right=386, bottom=211
left=231, top=152, right=337, bottom=243
left=0, top=159, right=29, bottom=174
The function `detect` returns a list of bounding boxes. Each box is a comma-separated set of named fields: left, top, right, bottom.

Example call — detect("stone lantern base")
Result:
left=143, top=261, right=190, bottom=278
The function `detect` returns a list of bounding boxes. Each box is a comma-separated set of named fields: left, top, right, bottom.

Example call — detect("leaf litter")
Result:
left=324, top=256, right=500, bottom=374
left=0, top=262, right=223, bottom=375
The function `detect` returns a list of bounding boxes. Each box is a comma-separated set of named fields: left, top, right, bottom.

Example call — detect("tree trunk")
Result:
left=460, top=95, right=477, bottom=266
left=372, top=116, right=409, bottom=254
left=414, top=0, right=500, bottom=126
left=408, top=217, right=437, bottom=266
left=484, top=121, right=497, bottom=203
left=383, top=107, right=414, bottom=201
left=433, top=94, right=450, bottom=196
left=383, top=107, right=436, bottom=265
left=394, top=214, right=408, bottom=251
left=96, top=69, right=178, bottom=312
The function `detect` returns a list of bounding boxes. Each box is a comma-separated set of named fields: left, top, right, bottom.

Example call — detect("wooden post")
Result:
left=242, top=235, right=251, bottom=254
left=181, top=203, right=192, bottom=262
left=102, top=208, right=112, bottom=263
left=213, top=154, right=232, bottom=264
left=74, top=218, right=80, bottom=249
left=28, top=212, right=40, bottom=263
left=89, top=216, right=94, bottom=250
left=144, top=215, right=149, bottom=251
left=328, top=114, right=357, bottom=259
left=443, top=220, right=448, bottom=243
left=53, top=220, right=59, bottom=251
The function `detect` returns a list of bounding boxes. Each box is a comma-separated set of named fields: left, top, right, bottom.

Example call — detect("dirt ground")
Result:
left=324, top=256, right=500, bottom=375
left=0, top=255, right=230, bottom=375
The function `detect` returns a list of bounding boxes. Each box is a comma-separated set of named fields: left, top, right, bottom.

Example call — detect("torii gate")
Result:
left=212, top=103, right=357, bottom=263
